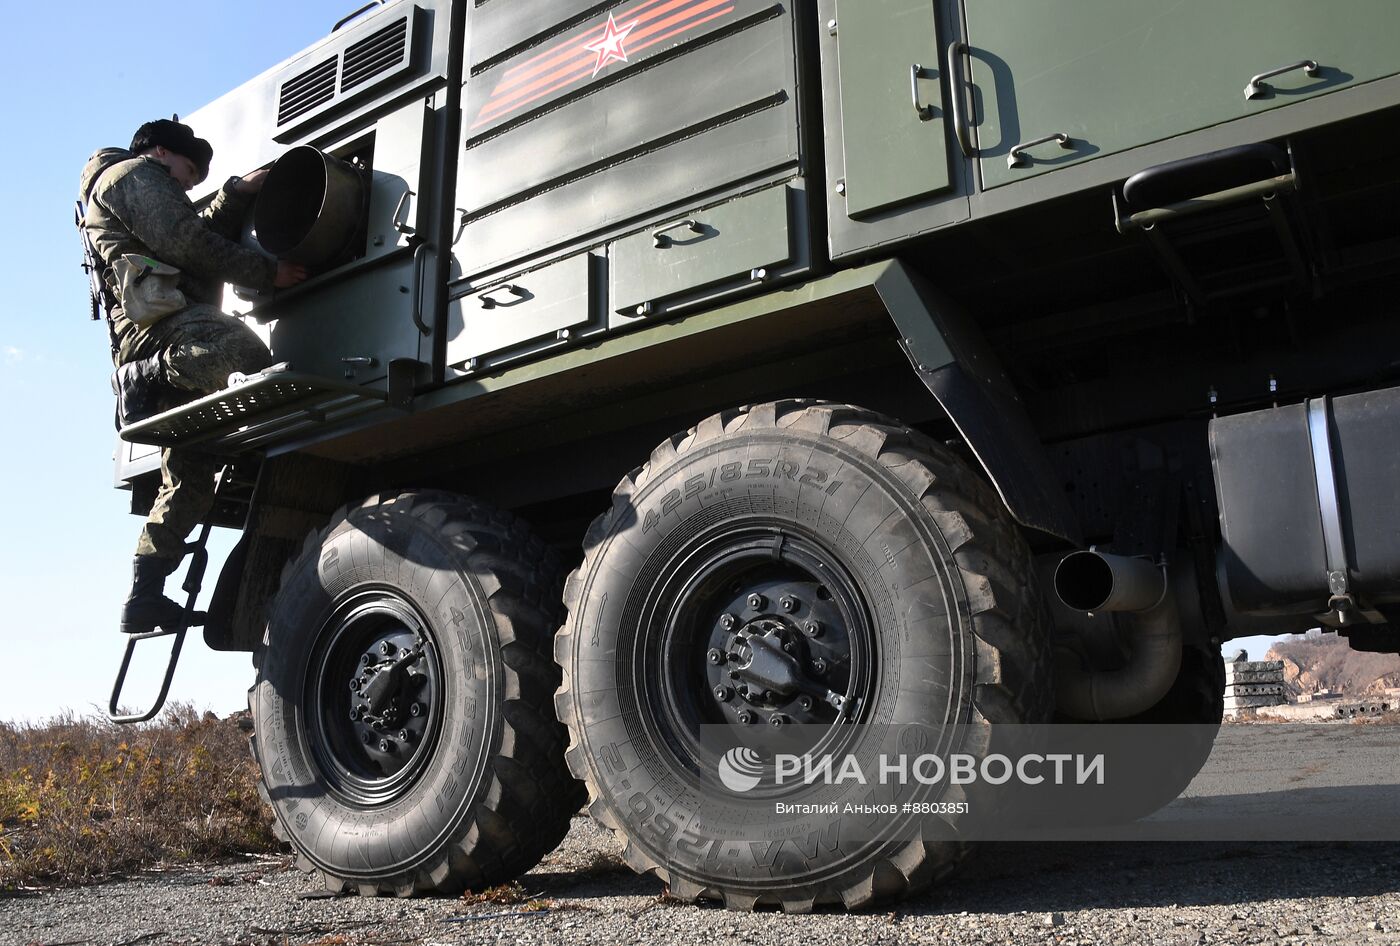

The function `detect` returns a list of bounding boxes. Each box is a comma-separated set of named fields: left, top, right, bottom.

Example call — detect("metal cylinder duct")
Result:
left=1054, top=551, right=1167, bottom=613
left=254, top=146, right=366, bottom=269
left=1053, top=554, right=1184, bottom=721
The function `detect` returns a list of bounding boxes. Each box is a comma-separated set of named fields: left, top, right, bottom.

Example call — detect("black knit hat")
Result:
left=129, top=119, right=213, bottom=184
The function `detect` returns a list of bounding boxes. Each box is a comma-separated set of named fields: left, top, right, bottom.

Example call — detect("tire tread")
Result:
left=555, top=400, right=1053, bottom=912
left=250, top=490, right=584, bottom=896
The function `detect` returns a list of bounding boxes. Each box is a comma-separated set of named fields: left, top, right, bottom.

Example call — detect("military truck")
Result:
left=104, top=0, right=1400, bottom=911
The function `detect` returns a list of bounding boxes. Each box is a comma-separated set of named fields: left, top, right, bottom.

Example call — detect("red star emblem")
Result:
left=583, top=12, right=639, bottom=78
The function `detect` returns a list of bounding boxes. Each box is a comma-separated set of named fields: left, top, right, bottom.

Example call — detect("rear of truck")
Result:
left=111, top=0, right=1400, bottom=910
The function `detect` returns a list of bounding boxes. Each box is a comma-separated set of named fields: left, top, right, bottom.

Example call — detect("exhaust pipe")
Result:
left=1052, top=551, right=1183, bottom=721
left=1054, top=551, right=1166, bottom=613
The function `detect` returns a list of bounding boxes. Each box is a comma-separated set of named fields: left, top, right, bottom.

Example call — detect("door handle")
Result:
left=652, top=219, right=703, bottom=248
left=1244, top=59, right=1320, bottom=100
left=393, top=188, right=416, bottom=236
left=910, top=64, right=936, bottom=121
left=1008, top=132, right=1072, bottom=170
left=478, top=284, right=527, bottom=309
left=945, top=41, right=972, bottom=156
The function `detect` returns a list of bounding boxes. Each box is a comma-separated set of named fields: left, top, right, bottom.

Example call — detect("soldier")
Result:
left=79, top=119, right=308, bottom=635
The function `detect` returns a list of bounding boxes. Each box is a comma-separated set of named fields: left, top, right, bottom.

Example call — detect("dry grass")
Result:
left=0, top=703, right=276, bottom=888
left=1351, top=710, right=1400, bottom=726
left=459, top=881, right=535, bottom=906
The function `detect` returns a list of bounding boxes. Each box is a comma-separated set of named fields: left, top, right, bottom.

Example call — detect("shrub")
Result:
left=0, top=703, right=276, bottom=887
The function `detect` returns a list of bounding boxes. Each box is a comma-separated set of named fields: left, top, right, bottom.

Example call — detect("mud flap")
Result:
left=873, top=259, right=1081, bottom=547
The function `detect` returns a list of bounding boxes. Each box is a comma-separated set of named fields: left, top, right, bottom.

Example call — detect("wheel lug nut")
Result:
left=798, top=696, right=814, bottom=711
left=360, top=654, right=372, bottom=666
left=379, top=641, right=395, bottom=656
left=736, top=710, right=754, bottom=725
left=714, top=685, right=733, bottom=702
left=804, top=621, right=822, bottom=638
left=398, top=730, right=412, bottom=743
left=350, top=679, right=361, bottom=691
left=707, top=648, right=725, bottom=665
left=770, top=714, right=789, bottom=728
left=363, top=732, right=375, bottom=745
left=747, top=593, right=766, bottom=611
left=349, top=706, right=362, bottom=721
left=779, top=595, right=797, bottom=613
left=783, top=642, right=796, bottom=654
left=379, top=739, right=393, bottom=753
left=409, top=703, right=424, bottom=717
left=812, top=658, right=827, bottom=674
left=719, top=613, right=737, bottom=631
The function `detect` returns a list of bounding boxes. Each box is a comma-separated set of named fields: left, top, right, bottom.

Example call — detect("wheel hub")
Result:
left=703, top=576, right=855, bottom=727
left=346, top=631, right=432, bottom=774
left=306, top=592, right=443, bottom=804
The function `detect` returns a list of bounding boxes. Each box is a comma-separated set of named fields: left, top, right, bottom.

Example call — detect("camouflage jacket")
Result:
left=80, top=151, right=276, bottom=311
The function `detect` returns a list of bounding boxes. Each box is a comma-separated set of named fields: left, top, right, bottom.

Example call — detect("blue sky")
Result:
left=0, top=1, right=348, bottom=723
left=0, top=1, right=1286, bottom=724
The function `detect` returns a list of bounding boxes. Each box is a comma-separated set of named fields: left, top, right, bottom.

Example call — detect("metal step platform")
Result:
left=119, top=368, right=387, bottom=454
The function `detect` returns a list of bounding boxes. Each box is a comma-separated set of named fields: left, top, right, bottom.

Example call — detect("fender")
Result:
left=873, top=260, right=1081, bottom=547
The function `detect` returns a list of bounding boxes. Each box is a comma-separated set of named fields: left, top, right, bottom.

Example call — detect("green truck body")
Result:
left=110, top=0, right=1400, bottom=909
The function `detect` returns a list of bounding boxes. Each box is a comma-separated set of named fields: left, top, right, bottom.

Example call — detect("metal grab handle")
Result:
left=410, top=242, right=431, bottom=335
left=478, top=284, right=527, bottom=309
left=652, top=219, right=703, bottom=248
left=1244, top=59, right=1320, bottom=99
left=946, top=42, right=973, bottom=156
left=1008, top=132, right=1072, bottom=170
left=1114, top=171, right=1298, bottom=232
left=910, top=64, right=936, bottom=121
left=333, top=0, right=385, bottom=31
left=393, top=189, right=416, bottom=236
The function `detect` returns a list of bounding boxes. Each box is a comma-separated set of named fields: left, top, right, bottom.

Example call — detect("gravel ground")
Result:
left=4, top=814, right=1400, bottom=946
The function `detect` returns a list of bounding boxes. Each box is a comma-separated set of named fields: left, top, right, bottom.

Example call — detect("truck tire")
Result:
left=555, top=401, right=1053, bottom=911
left=249, top=490, right=584, bottom=896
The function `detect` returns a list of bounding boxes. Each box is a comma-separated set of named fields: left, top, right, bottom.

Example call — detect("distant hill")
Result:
left=1265, top=634, right=1400, bottom=699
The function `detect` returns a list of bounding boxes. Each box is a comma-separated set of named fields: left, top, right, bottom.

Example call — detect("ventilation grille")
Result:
left=342, top=17, right=409, bottom=92
left=274, top=12, right=418, bottom=132
left=277, top=57, right=337, bottom=125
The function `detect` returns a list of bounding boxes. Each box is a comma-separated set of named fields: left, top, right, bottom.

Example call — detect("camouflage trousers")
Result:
left=114, top=304, right=270, bottom=562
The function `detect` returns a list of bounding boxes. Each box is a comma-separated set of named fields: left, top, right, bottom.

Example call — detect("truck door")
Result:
left=818, top=0, right=972, bottom=260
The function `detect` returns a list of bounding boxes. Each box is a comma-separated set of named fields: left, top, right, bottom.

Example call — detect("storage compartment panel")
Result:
left=611, top=184, right=793, bottom=315
left=446, top=253, right=593, bottom=366
left=265, top=256, right=425, bottom=384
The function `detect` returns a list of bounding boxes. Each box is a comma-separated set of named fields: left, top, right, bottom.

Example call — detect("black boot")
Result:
left=112, top=355, right=179, bottom=429
left=119, top=556, right=206, bottom=635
